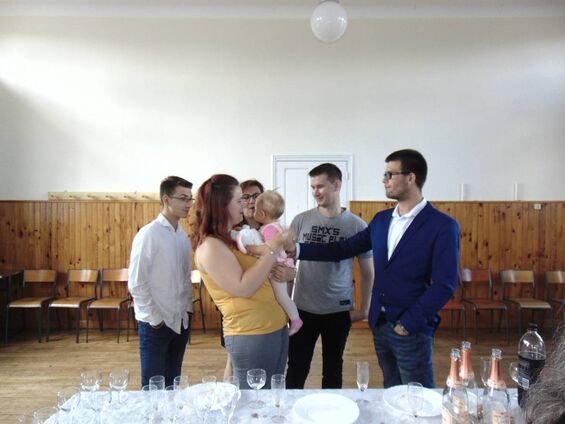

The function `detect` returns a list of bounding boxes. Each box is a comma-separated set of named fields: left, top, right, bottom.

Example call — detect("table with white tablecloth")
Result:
left=50, top=387, right=523, bottom=424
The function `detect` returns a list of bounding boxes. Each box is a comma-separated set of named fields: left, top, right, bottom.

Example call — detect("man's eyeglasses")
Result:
left=383, top=171, right=410, bottom=180
left=170, top=196, right=195, bottom=204
left=241, top=193, right=261, bottom=202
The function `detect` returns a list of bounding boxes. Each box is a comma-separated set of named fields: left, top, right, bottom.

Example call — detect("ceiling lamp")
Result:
left=310, top=0, right=348, bottom=43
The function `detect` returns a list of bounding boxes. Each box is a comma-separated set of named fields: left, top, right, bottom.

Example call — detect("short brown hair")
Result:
left=385, top=149, right=427, bottom=190
left=240, top=179, right=264, bottom=193
left=159, top=176, right=192, bottom=206
left=255, top=190, right=285, bottom=220
left=308, top=163, right=342, bottom=183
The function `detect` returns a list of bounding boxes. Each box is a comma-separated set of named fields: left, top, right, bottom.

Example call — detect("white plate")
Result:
left=292, top=393, right=359, bottom=424
left=382, top=385, right=442, bottom=417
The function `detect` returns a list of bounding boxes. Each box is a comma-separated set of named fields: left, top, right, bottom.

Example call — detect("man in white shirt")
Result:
left=128, top=176, right=194, bottom=387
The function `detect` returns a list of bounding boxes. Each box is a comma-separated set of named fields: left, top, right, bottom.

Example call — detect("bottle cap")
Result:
left=527, top=323, right=538, bottom=331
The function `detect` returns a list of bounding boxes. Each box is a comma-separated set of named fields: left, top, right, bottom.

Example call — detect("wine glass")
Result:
left=218, top=383, right=239, bottom=423
left=480, top=356, right=491, bottom=388
left=271, top=374, right=286, bottom=423
left=33, top=406, right=58, bottom=424
left=149, top=375, right=165, bottom=391
left=194, top=381, right=217, bottom=423
left=508, top=362, right=519, bottom=384
left=109, top=368, right=130, bottom=404
left=202, top=375, right=217, bottom=384
left=174, top=375, right=190, bottom=390
left=57, top=386, right=79, bottom=421
left=224, top=375, right=241, bottom=401
left=246, top=368, right=266, bottom=409
left=80, top=370, right=102, bottom=407
left=406, top=382, right=424, bottom=418
left=141, top=384, right=159, bottom=418
left=356, top=361, right=370, bottom=404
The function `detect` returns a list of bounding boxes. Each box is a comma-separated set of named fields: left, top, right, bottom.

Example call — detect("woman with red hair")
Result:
left=192, top=174, right=293, bottom=389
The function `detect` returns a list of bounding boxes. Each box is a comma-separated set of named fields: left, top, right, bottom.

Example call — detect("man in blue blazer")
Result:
left=288, top=149, right=459, bottom=388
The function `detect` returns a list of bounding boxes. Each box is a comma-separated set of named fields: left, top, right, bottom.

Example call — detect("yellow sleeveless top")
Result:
left=200, top=249, right=287, bottom=336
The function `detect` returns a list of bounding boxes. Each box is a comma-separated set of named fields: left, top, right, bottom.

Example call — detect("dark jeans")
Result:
left=286, top=309, right=351, bottom=389
left=138, top=321, right=190, bottom=388
left=372, top=316, right=435, bottom=388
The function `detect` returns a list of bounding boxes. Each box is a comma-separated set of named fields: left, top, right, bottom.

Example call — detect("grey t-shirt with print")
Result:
left=291, top=208, right=372, bottom=315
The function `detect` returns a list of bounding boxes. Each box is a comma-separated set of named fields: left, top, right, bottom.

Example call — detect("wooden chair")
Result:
left=189, top=270, right=206, bottom=344
left=47, top=269, right=99, bottom=343
left=86, top=268, right=130, bottom=343
left=545, top=270, right=565, bottom=328
left=500, top=269, right=553, bottom=336
left=441, top=278, right=467, bottom=339
left=4, top=270, right=57, bottom=343
left=460, top=268, right=509, bottom=344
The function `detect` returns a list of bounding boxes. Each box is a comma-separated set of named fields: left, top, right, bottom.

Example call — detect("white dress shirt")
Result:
left=128, top=213, right=192, bottom=334
left=387, top=198, right=428, bottom=260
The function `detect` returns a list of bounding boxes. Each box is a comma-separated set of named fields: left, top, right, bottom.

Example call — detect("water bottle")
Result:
left=517, top=323, right=546, bottom=406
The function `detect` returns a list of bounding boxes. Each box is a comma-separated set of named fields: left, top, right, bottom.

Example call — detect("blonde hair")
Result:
left=255, top=190, right=285, bottom=220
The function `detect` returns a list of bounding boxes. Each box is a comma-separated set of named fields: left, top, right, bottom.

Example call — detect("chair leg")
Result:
left=497, top=309, right=503, bottom=333
left=126, top=307, right=130, bottom=342
left=67, top=309, right=71, bottom=330
left=97, top=310, right=104, bottom=332
left=462, top=308, right=467, bottom=340
left=36, top=307, right=42, bottom=343
left=46, top=307, right=51, bottom=342
left=116, top=308, right=120, bottom=344
left=86, top=306, right=91, bottom=343
left=504, top=308, right=510, bottom=345
left=518, top=307, right=522, bottom=337
left=473, top=307, right=478, bottom=344
left=5, top=307, right=9, bottom=344
left=75, top=308, right=81, bottom=344
left=539, top=309, right=545, bottom=332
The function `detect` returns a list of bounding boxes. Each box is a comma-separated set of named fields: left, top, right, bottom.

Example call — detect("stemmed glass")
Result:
left=508, top=362, right=519, bottom=384
left=356, top=361, right=370, bottom=404
left=57, top=386, right=79, bottom=422
left=80, top=370, right=102, bottom=407
left=33, top=406, right=58, bottom=424
left=246, top=368, right=267, bottom=409
left=109, top=368, right=130, bottom=404
left=194, top=381, right=217, bottom=423
left=224, top=375, right=241, bottom=401
left=218, top=383, right=239, bottom=423
left=271, top=374, right=286, bottom=423
left=480, top=356, right=491, bottom=388
left=149, top=375, right=165, bottom=391
left=406, top=382, right=424, bottom=418
left=141, top=384, right=159, bottom=419
left=202, top=375, right=217, bottom=385
left=174, top=375, right=190, bottom=390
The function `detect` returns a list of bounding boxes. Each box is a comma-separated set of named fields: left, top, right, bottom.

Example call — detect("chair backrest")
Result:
left=65, top=269, right=100, bottom=297
left=22, top=269, right=58, bottom=298
left=460, top=268, right=493, bottom=300
left=99, top=268, right=129, bottom=299
left=500, top=269, right=535, bottom=299
left=545, top=270, right=565, bottom=300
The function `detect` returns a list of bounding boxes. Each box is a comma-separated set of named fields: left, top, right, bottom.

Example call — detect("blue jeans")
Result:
left=138, top=321, right=190, bottom=388
left=372, top=318, right=435, bottom=388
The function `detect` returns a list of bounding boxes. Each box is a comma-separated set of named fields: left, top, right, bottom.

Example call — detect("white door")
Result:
left=272, top=155, right=353, bottom=227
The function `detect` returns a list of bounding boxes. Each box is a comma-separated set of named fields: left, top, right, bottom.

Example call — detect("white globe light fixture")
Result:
left=310, top=0, right=348, bottom=43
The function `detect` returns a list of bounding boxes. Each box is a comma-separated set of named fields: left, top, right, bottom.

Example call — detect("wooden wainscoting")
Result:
left=1, top=200, right=564, bottom=332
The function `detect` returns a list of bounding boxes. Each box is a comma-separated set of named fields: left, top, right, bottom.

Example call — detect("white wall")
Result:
left=1, top=16, right=564, bottom=200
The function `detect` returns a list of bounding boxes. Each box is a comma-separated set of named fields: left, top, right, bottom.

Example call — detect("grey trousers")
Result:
left=225, top=325, right=289, bottom=389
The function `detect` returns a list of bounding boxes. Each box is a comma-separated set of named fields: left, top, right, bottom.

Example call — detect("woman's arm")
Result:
left=195, top=232, right=292, bottom=298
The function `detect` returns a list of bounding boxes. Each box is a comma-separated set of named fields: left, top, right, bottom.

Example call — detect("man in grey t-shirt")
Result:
left=286, top=163, right=374, bottom=389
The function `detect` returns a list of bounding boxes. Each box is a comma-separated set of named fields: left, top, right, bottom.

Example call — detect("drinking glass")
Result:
left=163, top=385, right=178, bottom=423
left=356, top=361, right=370, bottom=404
left=149, top=375, right=165, bottom=391
left=33, top=406, right=58, bottom=424
left=246, top=368, right=266, bottom=409
left=271, top=374, right=286, bottom=423
left=174, top=375, right=190, bottom=390
left=224, top=375, right=241, bottom=401
left=406, top=382, right=424, bottom=418
left=80, top=370, right=102, bottom=407
left=202, top=375, right=217, bottom=384
left=109, top=368, right=130, bottom=404
left=480, top=356, right=491, bottom=387
left=194, top=381, right=217, bottom=423
left=57, top=386, right=79, bottom=422
left=218, top=383, right=239, bottom=424
left=509, top=362, right=519, bottom=384
left=141, top=384, right=159, bottom=418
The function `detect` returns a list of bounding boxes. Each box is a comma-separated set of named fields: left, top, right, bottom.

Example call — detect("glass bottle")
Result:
left=517, top=323, right=546, bottom=406
left=460, top=341, right=480, bottom=423
left=483, top=348, right=510, bottom=424
left=442, top=348, right=470, bottom=424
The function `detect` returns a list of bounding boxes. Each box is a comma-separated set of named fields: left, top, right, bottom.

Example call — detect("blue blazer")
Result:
left=299, top=203, right=460, bottom=336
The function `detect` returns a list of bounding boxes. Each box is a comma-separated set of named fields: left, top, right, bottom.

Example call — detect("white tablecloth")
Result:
left=51, top=387, right=523, bottom=424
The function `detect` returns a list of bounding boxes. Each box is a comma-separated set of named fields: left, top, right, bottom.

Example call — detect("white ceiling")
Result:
left=0, top=0, right=564, bottom=18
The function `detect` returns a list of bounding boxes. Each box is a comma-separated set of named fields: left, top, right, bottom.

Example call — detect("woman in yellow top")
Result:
left=192, top=174, right=294, bottom=389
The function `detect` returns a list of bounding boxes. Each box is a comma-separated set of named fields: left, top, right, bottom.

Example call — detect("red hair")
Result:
left=192, top=174, right=239, bottom=250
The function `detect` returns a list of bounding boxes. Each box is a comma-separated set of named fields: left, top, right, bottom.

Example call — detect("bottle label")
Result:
left=517, top=353, right=545, bottom=405
left=492, top=410, right=510, bottom=424
left=442, top=407, right=453, bottom=424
